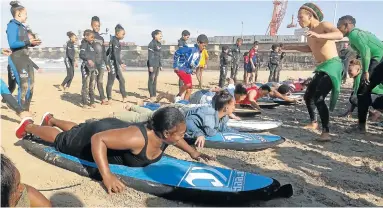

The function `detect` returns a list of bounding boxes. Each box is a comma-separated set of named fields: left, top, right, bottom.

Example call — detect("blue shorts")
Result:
left=244, top=63, right=252, bottom=73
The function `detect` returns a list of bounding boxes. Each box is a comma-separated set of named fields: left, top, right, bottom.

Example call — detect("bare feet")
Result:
left=303, top=122, right=318, bottom=130
left=59, top=85, right=65, bottom=91
left=124, top=103, right=133, bottom=111
left=101, top=100, right=109, bottom=105
left=136, top=100, right=144, bottom=106
left=82, top=105, right=91, bottom=109
left=346, top=124, right=368, bottom=134
left=90, top=104, right=96, bottom=108
left=316, top=132, right=331, bottom=142
left=150, top=97, right=156, bottom=103
left=122, top=97, right=128, bottom=103
left=369, top=110, right=381, bottom=122
left=18, top=111, right=33, bottom=119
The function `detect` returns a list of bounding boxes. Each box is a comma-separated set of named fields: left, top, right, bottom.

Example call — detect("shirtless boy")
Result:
left=283, top=3, right=343, bottom=141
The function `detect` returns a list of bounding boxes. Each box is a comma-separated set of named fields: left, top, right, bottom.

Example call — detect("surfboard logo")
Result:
left=223, top=133, right=267, bottom=142
left=183, top=166, right=228, bottom=188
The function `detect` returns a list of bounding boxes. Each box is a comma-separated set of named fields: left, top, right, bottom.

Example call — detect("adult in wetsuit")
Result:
left=16, top=107, right=212, bottom=194
left=106, top=24, right=128, bottom=103
left=229, top=38, right=243, bottom=83
left=147, top=30, right=163, bottom=101
left=91, top=16, right=110, bottom=105
left=337, top=15, right=383, bottom=132
left=177, top=30, right=190, bottom=90
left=60, top=32, right=77, bottom=90
left=6, top=2, right=41, bottom=111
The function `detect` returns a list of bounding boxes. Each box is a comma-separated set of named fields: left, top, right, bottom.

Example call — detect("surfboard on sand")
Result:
left=227, top=120, right=282, bottom=132
left=240, top=102, right=279, bottom=109
left=22, top=136, right=293, bottom=205
left=234, top=108, right=261, bottom=117
left=202, top=132, right=285, bottom=151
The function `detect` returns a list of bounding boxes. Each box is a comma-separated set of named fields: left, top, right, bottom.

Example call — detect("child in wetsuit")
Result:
left=268, top=44, right=280, bottom=82
left=60, top=31, right=77, bottom=91
left=218, top=46, right=229, bottom=88
left=79, top=30, right=97, bottom=108
left=106, top=24, right=128, bottom=103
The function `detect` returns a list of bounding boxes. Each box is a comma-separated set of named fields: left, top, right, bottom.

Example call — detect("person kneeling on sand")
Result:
left=1, top=154, right=51, bottom=207
left=112, top=90, right=237, bottom=148
left=340, top=59, right=383, bottom=121
left=15, top=108, right=213, bottom=194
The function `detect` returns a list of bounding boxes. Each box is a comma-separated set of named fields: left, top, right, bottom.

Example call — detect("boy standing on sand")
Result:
left=283, top=3, right=344, bottom=141
left=173, top=34, right=209, bottom=102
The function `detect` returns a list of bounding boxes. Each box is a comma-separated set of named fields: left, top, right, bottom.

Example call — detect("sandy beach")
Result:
left=1, top=69, right=382, bottom=206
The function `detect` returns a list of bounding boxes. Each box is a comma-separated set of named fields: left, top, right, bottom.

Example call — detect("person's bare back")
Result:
left=307, top=21, right=340, bottom=63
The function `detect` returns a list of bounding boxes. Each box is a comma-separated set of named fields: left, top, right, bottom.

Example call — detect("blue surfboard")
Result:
left=22, top=137, right=292, bottom=205
left=203, top=132, right=285, bottom=151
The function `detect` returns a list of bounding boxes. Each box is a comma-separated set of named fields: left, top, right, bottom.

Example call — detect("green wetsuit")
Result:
left=347, top=28, right=383, bottom=72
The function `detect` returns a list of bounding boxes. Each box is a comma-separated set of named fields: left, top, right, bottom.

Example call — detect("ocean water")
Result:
left=0, top=55, right=149, bottom=72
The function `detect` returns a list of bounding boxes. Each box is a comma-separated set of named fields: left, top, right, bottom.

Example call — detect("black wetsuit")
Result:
left=6, top=19, right=34, bottom=111
left=229, top=44, right=241, bottom=82
left=106, top=36, right=127, bottom=100
left=79, top=39, right=97, bottom=106
left=61, top=41, right=76, bottom=88
left=54, top=118, right=168, bottom=167
left=6, top=58, right=39, bottom=97
left=304, top=72, right=333, bottom=133
left=147, top=39, right=162, bottom=98
left=177, top=38, right=187, bottom=88
left=268, top=51, right=280, bottom=82
left=219, top=52, right=229, bottom=88
left=93, top=32, right=108, bottom=101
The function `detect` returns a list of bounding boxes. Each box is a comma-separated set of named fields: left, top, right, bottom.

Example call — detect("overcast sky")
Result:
left=1, top=0, right=382, bottom=47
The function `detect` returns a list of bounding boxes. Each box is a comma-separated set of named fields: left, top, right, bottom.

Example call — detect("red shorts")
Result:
left=176, top=70, right=192, bottom=88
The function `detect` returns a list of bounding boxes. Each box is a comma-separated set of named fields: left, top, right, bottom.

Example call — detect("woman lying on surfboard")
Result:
left=111, top=90, right=237, bottom=148
left=15, top=107, right=213, bottom=194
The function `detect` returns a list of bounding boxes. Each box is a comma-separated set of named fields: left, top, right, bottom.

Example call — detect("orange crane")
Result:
left=266, top=0, right=288, bottom=36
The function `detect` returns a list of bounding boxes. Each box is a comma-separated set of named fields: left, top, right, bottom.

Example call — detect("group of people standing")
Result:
left=60, top=16, right=127, bottom=108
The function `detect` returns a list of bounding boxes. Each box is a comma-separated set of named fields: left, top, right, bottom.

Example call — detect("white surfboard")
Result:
left=227, top=120, right=283, bottom=132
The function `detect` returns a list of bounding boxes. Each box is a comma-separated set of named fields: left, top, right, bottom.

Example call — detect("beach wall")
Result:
left=28, top=42, right=347, bottom=70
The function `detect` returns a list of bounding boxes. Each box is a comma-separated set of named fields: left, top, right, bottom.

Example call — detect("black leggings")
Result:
left=304, top=72, right=333, bottom=132
left=106, top=60, right=127, bottom=100
left=357, top=58, right=383, bottom=124
left=7, top=65, right=16, bottom=94
left=148, top=67, right=160, bottom=98
left=61, top=58, right=75, bottom=88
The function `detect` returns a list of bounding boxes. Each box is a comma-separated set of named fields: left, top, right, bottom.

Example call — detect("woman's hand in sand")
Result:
left=102, top=173, right=126, bottom=194
left=191, top=152, right=215, bottom=162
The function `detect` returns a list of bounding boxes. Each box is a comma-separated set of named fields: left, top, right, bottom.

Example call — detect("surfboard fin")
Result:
left=273, top=184, right=293, bottom=198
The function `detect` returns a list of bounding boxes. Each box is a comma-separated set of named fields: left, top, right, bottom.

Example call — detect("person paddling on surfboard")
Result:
left=15, top=107, right=214, bottom=194
left=234, top=84, right=271, bottom=111
left=111, top=90, right=237, bottom=148
left=283, top=2, right=344, bottom=141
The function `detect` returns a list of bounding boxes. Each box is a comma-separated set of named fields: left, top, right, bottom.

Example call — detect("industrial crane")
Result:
left=266, top=0, right=288, bottom=36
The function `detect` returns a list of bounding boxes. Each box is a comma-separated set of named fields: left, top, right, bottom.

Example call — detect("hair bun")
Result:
left=10, top=1, right=19, bottom=6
